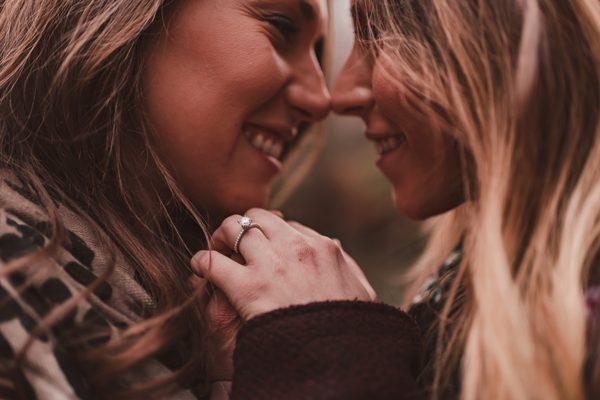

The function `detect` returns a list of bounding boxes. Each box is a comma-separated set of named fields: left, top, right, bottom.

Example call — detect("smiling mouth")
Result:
left=244, top=126, right=285, bottom=160
left=372, top=134, right=407, bottom=155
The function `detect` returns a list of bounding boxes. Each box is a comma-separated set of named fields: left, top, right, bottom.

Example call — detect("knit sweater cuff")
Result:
left=231, top=301, right=423, bottom=400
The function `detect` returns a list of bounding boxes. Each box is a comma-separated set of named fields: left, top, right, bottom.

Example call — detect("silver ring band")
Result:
left=233, top=216, right=263, bottom=254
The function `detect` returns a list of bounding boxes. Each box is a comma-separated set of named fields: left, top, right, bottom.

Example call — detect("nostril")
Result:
left=294, top=96, right=331, bottom=122
left=331, top=98, right=366, bottom=116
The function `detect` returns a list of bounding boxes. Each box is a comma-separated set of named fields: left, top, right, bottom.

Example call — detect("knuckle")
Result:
left=291, top=237, right=318, bottom=263
left=288, top=221, right=304, bottom=232
left=245, top=227, right=263, bottom=240
left=223, top=215, right=243, bottom=233
left=223, top=215, right=239, bottom=227
left=324, top=238, right=342, bottom=255
left=273, top=264, right=287, bottom=278
left=245, top=208, right=263, bottom=218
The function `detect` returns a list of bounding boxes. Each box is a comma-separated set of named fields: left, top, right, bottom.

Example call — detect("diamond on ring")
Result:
left=234, top=216, right=263, bottom=254
left=239, top=216, right=252, bottom=228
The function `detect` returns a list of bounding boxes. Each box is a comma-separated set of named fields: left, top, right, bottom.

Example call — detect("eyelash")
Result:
left=264, top=13, right=299, bottom=40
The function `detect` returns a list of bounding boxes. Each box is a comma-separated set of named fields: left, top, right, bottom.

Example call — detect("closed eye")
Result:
left=265, top=13, right=300, bottom=40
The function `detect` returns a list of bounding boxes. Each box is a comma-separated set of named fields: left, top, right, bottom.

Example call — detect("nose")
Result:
left=332, top=44, right=374, bottom=117
left=285, top=52, right=331, bottom=122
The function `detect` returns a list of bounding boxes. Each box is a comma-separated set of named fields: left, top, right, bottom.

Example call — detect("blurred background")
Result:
left=277, top=0, right=426, bottom=306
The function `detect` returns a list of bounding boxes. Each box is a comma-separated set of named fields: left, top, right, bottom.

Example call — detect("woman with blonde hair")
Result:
left=194, top=0, right=600, bottom=398
left=0, top=0, right=330, bottom=398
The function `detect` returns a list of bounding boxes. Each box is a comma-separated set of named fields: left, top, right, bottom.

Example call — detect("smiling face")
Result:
left=331, top=4, right=464, bottom=220
left=143, top=0, right=330, bottom=218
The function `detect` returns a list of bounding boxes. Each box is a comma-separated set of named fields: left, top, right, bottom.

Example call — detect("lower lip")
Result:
left=375, top=143, right=406, bottom=171
left=245, top=137, right=283, bottom=173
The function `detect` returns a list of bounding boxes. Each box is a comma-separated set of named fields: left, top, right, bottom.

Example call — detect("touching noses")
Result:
left=286, top=53, right=331, bottom=122
left=331, top=45, right=374, bottom=117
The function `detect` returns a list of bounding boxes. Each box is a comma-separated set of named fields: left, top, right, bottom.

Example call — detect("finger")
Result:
left=245, top=208, right=293, bottom=237
left=211, top=215, right=269, bottom=257
left=209, top=214, right=243, bottom=254
left=288, top=221, right=326, bottom=240
left=212, top=225, right=269, bottom=264
left=230, top=253, right=245, bottom=264
left=287, top=221, right=375, bottom=299
left=342, top=255, right=377, bottom=301
left=269, top=209, right=285, bottom=219
left=287, top=223, right=346, bottom=258
left=188, top=273, right=206, bottom=289
left=191, top=250, right=249, bottom=294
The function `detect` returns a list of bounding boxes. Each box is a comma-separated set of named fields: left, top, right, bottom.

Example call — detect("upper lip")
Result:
left=365, top=131, right=404, bottom=141
left=246, top=123, right=298, bottom=142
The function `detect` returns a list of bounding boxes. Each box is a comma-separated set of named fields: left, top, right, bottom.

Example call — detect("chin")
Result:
left=211, top=187, right=271, bottom=217
left=395, top=203, right=437, bottom=221
left=392, top=188, right=462, bottom=221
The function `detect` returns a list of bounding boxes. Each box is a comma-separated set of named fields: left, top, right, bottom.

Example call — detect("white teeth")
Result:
left=252, top=134, right=265, bottom=148
left=263, top=138, right=274, bottom=154
left=374, top=134, right=406, bottom=155
left=272, top=141, right=283, bottom=159
left=246, top=129, right=284, bottom=159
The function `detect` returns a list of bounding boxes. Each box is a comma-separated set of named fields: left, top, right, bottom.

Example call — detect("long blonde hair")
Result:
left=356, top=0, right=600, bottom=398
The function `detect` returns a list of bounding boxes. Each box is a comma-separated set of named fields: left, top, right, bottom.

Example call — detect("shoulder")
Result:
left=0, top=173, right=144, bottom=398
left=0, top=171, right=153, bottom=319
left=0, top=204, right=99, bottom=398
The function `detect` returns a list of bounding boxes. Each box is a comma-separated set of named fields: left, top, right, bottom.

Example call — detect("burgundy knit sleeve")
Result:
left=231, top=301, right=424, bottom=400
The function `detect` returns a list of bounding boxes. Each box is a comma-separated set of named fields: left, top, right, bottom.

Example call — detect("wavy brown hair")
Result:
left=0, top=0, right=330, bottom=397
left=355, top=0, right=599, bottom=399
left=0, top=0, right=217, bottom=398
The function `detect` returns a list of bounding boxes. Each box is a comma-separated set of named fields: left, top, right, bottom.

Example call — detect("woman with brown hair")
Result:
left=194, top=0, right=600, bottom=398
left=0, top=0, right=330, bottom=398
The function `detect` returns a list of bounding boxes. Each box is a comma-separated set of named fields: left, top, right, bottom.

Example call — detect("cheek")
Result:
left=143, top=0, right=289, bottom=150
left=371, top=62, right=400, bottom=113
left=372, top=63, right=464, bottom=218
left=144, top=32, right=287, bottom=155
left=142, top=3, right=290, bottom=213
left=393, top=133, right=464, bottom=219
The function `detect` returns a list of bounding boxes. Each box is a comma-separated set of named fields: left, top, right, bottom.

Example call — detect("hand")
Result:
left=191, top=208, right=376, bottom=321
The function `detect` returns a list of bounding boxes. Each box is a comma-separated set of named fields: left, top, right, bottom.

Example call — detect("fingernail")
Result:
left=191, top=252, right=201, bottom=266
left=191, top=252, right=205, bottom=278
